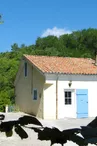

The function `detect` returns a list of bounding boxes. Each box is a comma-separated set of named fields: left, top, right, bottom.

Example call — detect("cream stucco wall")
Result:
left=43, top=81, right=56, bottom=119
left=15, top=59, right=45, bottom=118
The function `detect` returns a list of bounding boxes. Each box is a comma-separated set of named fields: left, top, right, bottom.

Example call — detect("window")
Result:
left=64, top=91, right=72, bottom=105
left=33, top=89, right=37, bottom=100
left=24, top=62, right=27, bottom=76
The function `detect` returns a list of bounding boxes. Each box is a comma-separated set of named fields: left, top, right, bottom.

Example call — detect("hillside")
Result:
left=0, top=28, right=97, bottom=111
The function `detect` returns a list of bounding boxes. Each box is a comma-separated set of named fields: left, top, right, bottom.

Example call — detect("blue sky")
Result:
left=0, top=0, right=97, bottom=52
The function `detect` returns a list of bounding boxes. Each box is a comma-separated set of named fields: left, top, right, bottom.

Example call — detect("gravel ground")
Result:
left=0, top=112, right=96, bottom=146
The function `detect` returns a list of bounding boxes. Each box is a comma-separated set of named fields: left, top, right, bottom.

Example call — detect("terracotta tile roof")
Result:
left=23, top=55, right=97, bottom=75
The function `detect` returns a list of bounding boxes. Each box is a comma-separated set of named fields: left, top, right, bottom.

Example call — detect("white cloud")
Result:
left=41, top=27, right=72, bottom=38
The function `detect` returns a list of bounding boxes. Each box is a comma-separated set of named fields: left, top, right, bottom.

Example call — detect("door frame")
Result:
left=64, top=89, right=76, bottom=118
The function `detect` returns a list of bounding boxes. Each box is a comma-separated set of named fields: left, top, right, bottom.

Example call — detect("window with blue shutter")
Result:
left=33, top=89, right=37, bottom=100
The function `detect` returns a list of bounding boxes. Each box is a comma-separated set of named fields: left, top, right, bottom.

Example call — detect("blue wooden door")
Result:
left=76, top=89, right=88, bottom=118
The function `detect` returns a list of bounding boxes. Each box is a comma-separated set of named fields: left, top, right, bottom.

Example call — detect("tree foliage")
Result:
left=0, top=28, right=97, bottom=111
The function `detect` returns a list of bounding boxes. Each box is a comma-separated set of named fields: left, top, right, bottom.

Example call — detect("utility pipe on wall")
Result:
left=56, top=74, right=58, bottom=119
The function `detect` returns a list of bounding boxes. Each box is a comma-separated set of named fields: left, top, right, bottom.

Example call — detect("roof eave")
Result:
left=44, top=72, right=97, bottom=75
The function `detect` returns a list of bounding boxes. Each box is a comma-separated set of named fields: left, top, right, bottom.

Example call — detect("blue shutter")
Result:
left=76, top=89, right=88, bottom=118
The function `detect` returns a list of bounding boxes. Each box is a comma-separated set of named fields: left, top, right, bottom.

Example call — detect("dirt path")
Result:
left=0, top=112, right=95, bottom=146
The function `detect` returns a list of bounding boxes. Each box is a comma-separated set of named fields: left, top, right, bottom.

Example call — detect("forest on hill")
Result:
left=0, top=28, right=97, bottom=111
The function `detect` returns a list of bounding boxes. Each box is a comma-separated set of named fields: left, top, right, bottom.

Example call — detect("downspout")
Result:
left=56, top=74, right=58, bottom=119
left=31, top=66, right=33, bottom=94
